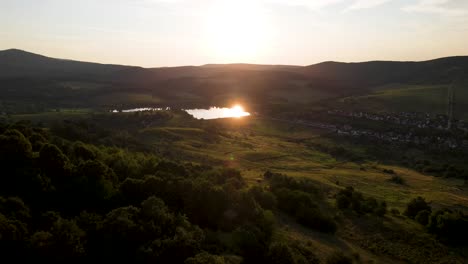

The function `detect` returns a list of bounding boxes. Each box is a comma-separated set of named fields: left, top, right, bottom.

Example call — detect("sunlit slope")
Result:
left=125, top=115, right=468, bottom=212
left=336, top=83, right=468, bottom=119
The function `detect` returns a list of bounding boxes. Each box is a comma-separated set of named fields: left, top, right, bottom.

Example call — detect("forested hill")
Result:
left=1, top=48, right=468, bottom=86
left=0, top=49, right=139, bottom=79
left=1, top=49, right=468, bottom=112
left=302, top=56, right=468, bottom=86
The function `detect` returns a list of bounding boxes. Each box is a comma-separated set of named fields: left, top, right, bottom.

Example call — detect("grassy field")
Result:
left=145, top=115, right=468, bottom=262
left=90, top=92, right=163, bottom=107
left=338, top=84, right=468, bottom=120
left=11, top=108, right=94, bottom=122
left=129, top=115, right=468, bottom=212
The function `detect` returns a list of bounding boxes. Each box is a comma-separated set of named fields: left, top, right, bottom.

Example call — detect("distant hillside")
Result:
left=0, top=49, right=138, bottom=79
left=1, top=49, right=467, bottom=112
left=2, top=49, right=467, bottom=83
left=302, top=57, right=468, bottom=86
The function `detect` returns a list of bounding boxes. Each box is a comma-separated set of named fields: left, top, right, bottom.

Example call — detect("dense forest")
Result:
left=1, top=119, right=468, bottom=263
left=0, top=120, right=320, bottom=263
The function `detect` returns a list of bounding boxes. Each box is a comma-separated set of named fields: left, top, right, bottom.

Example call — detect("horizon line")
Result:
left=2, top=48, right=468, bottom=69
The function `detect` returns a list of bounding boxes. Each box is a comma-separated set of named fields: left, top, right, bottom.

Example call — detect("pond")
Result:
left=185, top=105, right=251, bottom=120
left=111, top=107, right=170, bottom=113
left=111, top=105, right=251, bottom=120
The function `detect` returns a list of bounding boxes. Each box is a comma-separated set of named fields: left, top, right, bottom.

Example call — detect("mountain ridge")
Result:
left=1, top=48, right=468, bottom=111
left=2, top=48, right=468, bottom=70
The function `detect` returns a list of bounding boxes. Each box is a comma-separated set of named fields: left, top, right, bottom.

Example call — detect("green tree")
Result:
left=415, top=210, right=431, bottom=226
left=248, top=186, right=277, bottom=210
left=0, top=196, right=31, bottom=221
left=38, top=143, right=70, bottom=179
left=185, top=252, right=226, bottom=264
left=0, top=130, right=34, bottom=195
left=267, top=242, right=296, bottom=264
left=73, top=142, right=96, bottom=161
left=72, top=160, right=116, bottom=209
left=326, top=251, right=352, bottom=264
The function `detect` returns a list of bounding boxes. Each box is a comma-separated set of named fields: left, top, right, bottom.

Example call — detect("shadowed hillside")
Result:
left=1, top=49, right=468, bottom=113
left=0, top=49, right=139, bottom=79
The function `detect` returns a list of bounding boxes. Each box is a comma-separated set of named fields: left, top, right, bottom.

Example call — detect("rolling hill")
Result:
left=1, top=49, right=468, bottom=113
left=0, top=49, right=139, bottom=80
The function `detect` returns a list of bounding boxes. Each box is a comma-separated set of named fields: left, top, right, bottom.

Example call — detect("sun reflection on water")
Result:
left=186, top=105, right=251, bottom=120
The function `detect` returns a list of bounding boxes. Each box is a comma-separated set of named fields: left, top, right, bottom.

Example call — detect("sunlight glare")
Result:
left=223, top=105, right=250, bottom=118
left=205, top=0, right=270, bottom=62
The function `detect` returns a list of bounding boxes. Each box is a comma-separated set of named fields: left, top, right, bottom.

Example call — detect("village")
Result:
left=287, top=110, right=468, bottom=150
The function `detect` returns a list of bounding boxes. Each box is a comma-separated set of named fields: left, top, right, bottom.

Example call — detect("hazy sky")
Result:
left=1, top=0, right=468, bottom=67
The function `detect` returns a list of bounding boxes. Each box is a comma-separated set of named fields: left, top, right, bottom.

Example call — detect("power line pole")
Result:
left=447, top=81, right=454, bottom=130
left=447, top=68, right=462, bottom=130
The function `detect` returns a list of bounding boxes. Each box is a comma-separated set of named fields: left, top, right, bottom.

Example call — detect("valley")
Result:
left=1, top=49, right=468, bottom=263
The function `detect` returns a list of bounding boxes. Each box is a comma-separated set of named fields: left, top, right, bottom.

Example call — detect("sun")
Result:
left=205, top=0, right=270, bottom=62
left=224, top=105, right=250, bottom=118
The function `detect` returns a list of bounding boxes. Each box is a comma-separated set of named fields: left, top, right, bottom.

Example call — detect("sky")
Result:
left=1, top=0, right=468, bottom=67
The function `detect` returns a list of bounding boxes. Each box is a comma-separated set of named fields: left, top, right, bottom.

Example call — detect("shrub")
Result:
left=248, top=186, right=277, bottom=210
left=326, top=251, right=353, bottom=264
left=266, top=173, right=336, bottom=233
left=73, top=142, right=96, bottom=161
left=295, top=205, right=337, bottom=234
left=427, top=209, right=468, bottom=245
left=289, top=240, right=320, bottom=264
left=266, top=242, right=296, bottom=264
left=404, top=197, right=431, bottom=219
left=390, top=208, right=400, bottom=216
left=415, top=210, right=431, bottom=226
left=374, top=202, right=387, bottom=217
left=390, top=175, right=405, bottom=185
left=336, top=193, right=351, bottom=209
left=336, top=187, right=386, bottom=216
left=274, top=188, right=337, bottom=233
left=185, top=252, right=226, bottom=264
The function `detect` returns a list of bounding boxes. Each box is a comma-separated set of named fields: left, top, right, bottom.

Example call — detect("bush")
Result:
left=390, top=175, right=405, bottom=185
left=415, top=210, right=431, bottom=226
left=326, top=251, right=353, bottom=264
left=427, top=209, right=468, bottom=245
left=265, top=173, right=336, bottom=234
left=404, top=197, right=431, bottom=219
left=185, top=252, right=226, bottom=264
left=266, top=242, right=296, bottom=264
left=336, top=193, right=351, bottom=209
left=289, top=240, right=320, bottom=264
left=390, top=208, right=400, bottom=216
left=248, top=186, right=277, bottom=210
left=374, top=202, right=387, bottom=217
left=274, top=187, right=337, bottom=233
left=295, top=205, right=337, bottom=234
left=336, top=187, right=386, bottom=216
left=265, top=172, right=321, bottom=197
left=73, top=142, right=96, bottom=161
left=267, top=240, right=320, bottom=264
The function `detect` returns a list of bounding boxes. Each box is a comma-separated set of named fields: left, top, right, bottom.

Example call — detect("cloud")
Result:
left=266, top=0, right=393, bottom=11
left=402, top=0, right=467, bottom=16
left=263, top=0, right=344, bottom=10
left=347, top=0, right=392, bottom=10
left=125, top=0, right=393, bottom=12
